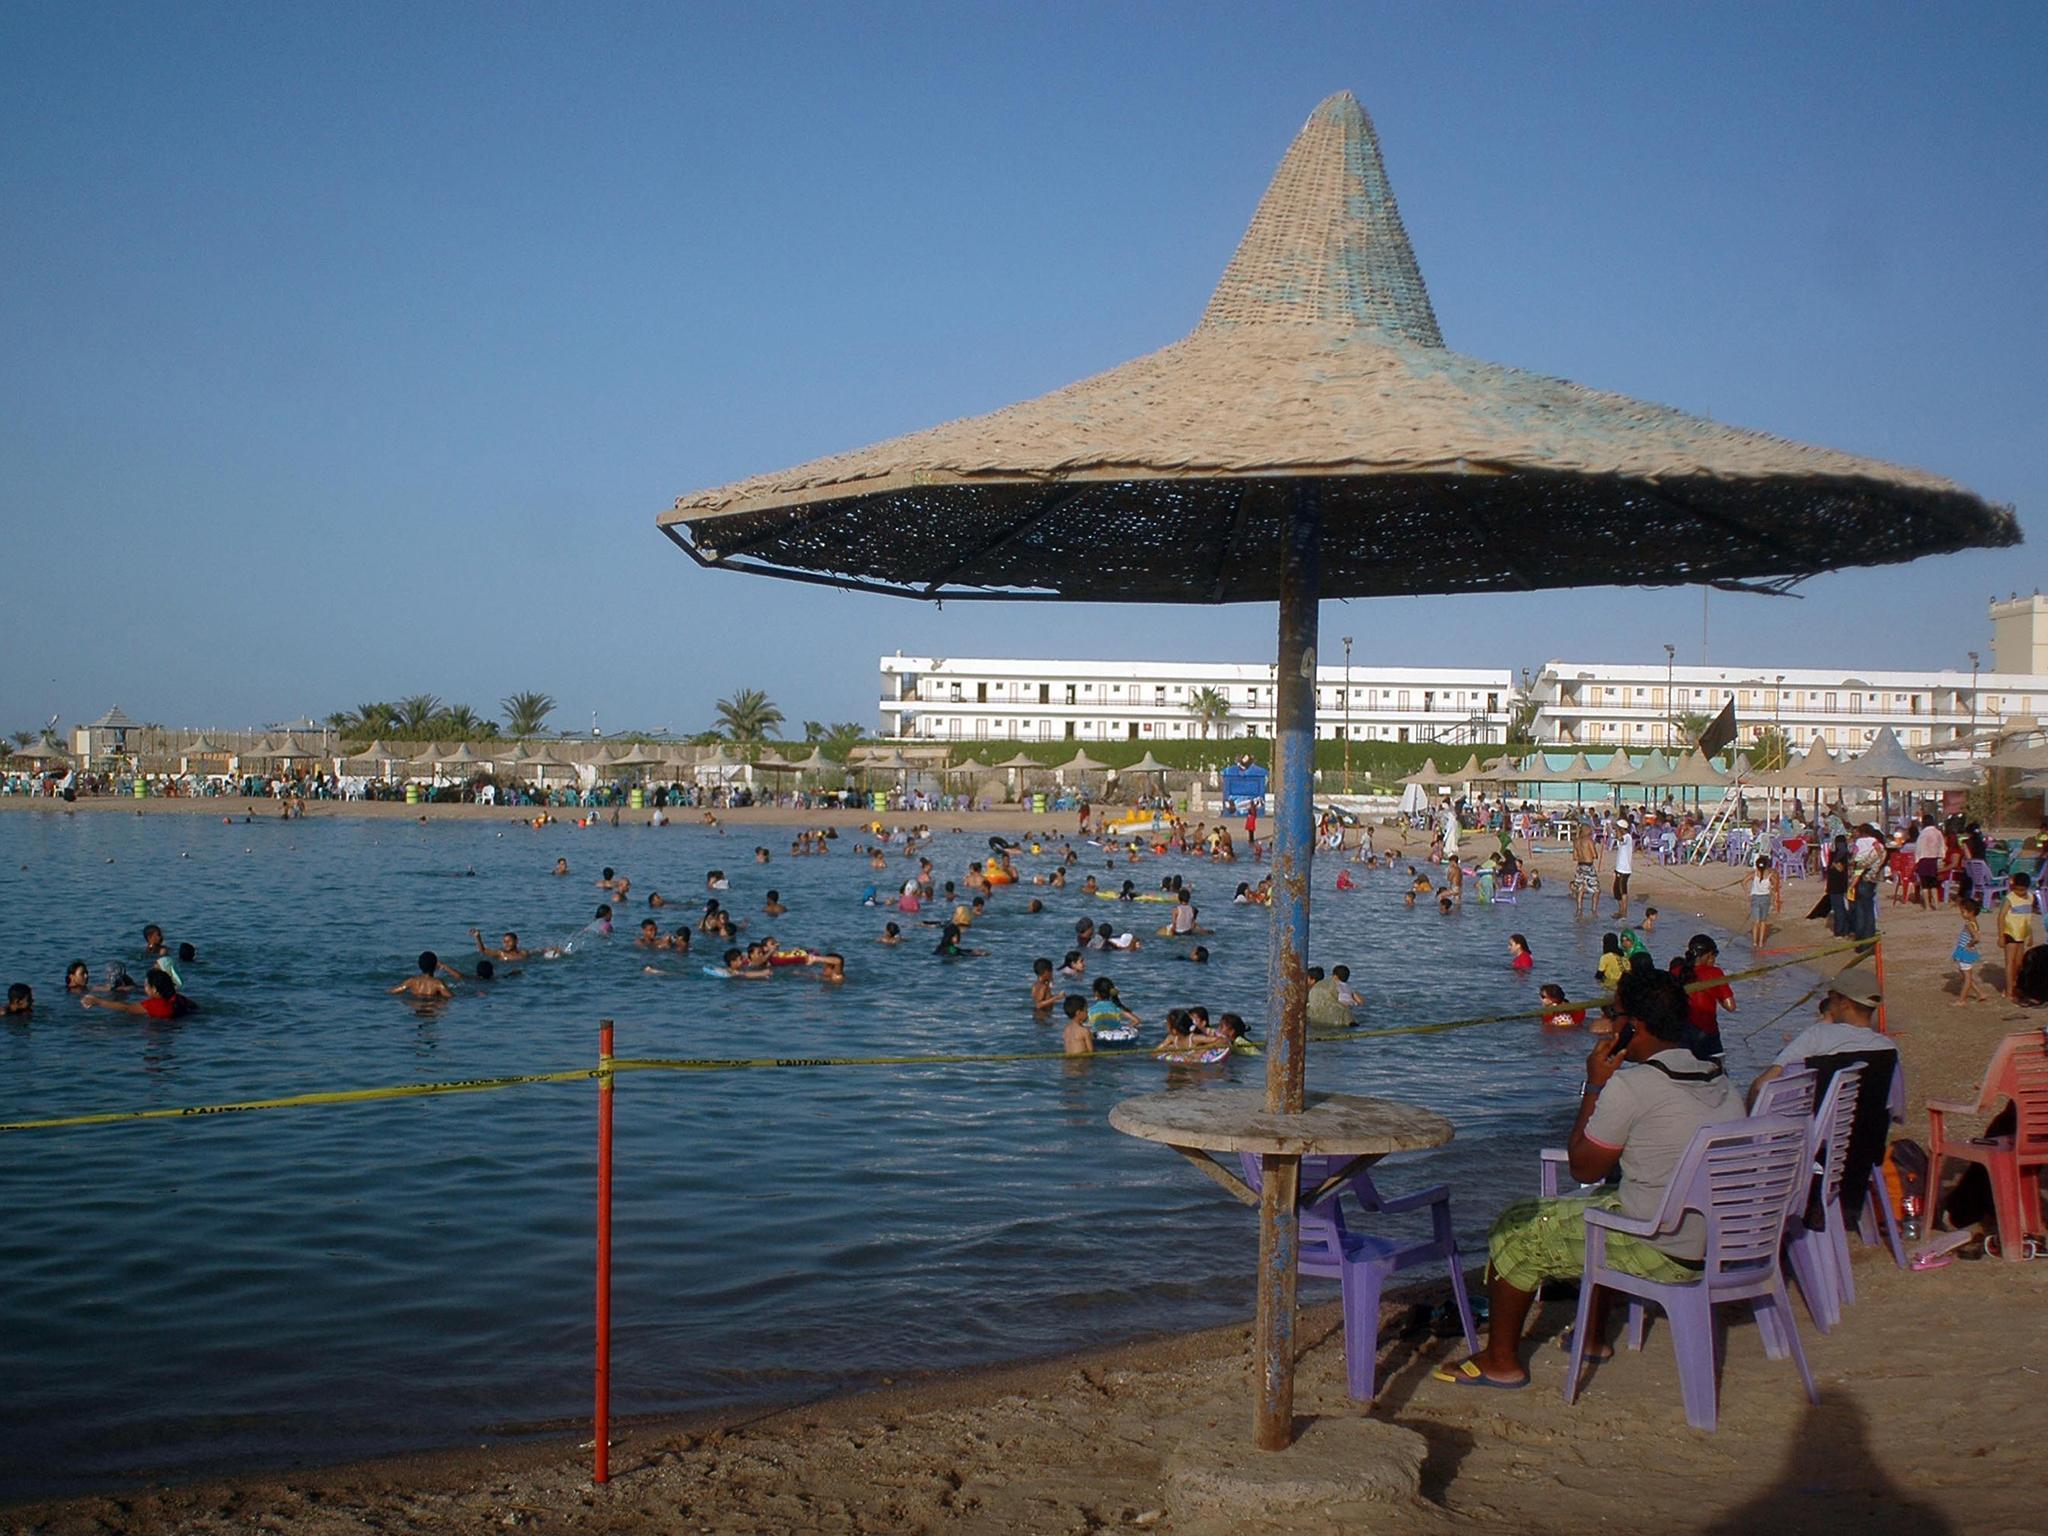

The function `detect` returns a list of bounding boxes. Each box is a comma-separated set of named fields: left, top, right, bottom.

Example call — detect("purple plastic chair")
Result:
left=1562, top=1116, right=1817, bottom=1431
left=1783, top=1065, right=1865, bottom=1332
left=1238, top=1153, right=1478, bottom=1402
left=1494, top=871, right=1521, bottom=904
left=1752, top=1066, right=1817, bottom=1121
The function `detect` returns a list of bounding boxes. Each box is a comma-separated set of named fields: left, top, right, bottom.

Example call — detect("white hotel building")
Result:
left=1530, top=594, right=2048, bottom=757
left=878, top=657, right=1513, bottom=746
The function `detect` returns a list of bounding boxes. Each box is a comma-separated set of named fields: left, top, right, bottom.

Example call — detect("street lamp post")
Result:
left=1342, top=635, right=1354, bottom=793
left=1968, top=651, right=1980, bottom=754
left=1664, top=643, right=1676, bottom=749
left=1774, top=675, right=1786, bottom=770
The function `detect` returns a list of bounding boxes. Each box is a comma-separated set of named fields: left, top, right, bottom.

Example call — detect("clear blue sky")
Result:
left=3, top=3, right=2043, bottom=737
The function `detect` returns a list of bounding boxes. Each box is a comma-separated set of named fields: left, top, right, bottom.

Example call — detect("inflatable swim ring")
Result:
left=1091, top=1025, right=1140, bottom=1043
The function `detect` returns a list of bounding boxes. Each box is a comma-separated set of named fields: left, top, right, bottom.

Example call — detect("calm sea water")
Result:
left=0, top=811, right=1807, bottom=1499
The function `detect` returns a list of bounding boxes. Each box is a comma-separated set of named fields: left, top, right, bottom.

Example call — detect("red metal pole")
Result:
left=594, top=1017, right=614, bottom=1483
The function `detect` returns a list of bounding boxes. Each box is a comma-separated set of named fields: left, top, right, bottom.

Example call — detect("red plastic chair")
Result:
left=1926, top=1031, right=2048, bottom=1259
left=1886, top=850, right=1919, bottom=904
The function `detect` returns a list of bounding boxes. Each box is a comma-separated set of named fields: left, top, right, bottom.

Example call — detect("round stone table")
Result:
left=1110, top=1085, right=1455, bottom=1449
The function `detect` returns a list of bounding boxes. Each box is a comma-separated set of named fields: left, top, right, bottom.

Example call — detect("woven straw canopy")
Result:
left=660, top=93, right=2015, bottom=603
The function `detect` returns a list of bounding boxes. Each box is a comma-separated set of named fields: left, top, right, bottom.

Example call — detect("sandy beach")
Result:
left=5, top=815, right=2043, bottom=1535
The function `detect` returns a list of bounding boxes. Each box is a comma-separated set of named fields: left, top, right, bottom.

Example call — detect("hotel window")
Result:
left=1825, top=693, right=1837, bottom=711
left=1038, top=720, right=1053, bottom=740
left=1038, top=683, right=1049, bottom=704
left=974, top=719, right=988, bottom=739
left=1398, top=690, right=1410, bottom=709
left=1064, top=684, right=1076, bottom=705
left=949, top=682, right=962, bottom=702
left=1154, top=686, right=1166, bottom=707
left=947, top=718, right=962, bottom=738
left=1848, top=693, right=1860, bottom=712
left=976, top=682, right=988, bottom=703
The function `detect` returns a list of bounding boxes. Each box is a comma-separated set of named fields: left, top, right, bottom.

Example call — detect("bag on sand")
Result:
left=1880, top=1138, right=1929, bottom=1224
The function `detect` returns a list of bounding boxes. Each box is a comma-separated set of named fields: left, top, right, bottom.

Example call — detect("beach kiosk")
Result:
left=657, top=93, right=2014, bottom=1451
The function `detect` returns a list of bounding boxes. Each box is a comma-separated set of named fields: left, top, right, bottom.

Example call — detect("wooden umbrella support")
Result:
left=1254, top=482, right=1320, bottom=1450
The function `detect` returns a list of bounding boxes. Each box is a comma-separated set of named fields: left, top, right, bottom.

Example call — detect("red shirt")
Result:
left=1687, top=964, right=1733, bottom=1034
left=143, top=995, right=176, bottom=1019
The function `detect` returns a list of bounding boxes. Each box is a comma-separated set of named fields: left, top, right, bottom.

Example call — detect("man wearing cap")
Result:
left=1435, top=969, right=1743, bottom=1389
left=1609, top=816, right=1636, bottom=921
left=1747, top=961, right=1901, bottom=1118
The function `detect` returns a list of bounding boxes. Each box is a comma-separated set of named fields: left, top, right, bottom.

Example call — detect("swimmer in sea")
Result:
left=932, top=923, right=987, bottom=958
left=636, top=919, right=665, bottom=948
left=1081, top=875, right=1099, bottom=896
left=5, top=983, right=32, bottom=1015
left=706, top=870, right=729, bottom=891
left=715, top=947, right=772, bottom=979
left=670, top=926, right=692, bottom=953
left=764, top=890, right=787, bottom=917
left=1174, top=945, right=1210, bottom=964
left=387, top=951, right=456, bottom=1000
left=1057, top=949, right=1085, bottom=978
left=1155, top=1012, right=1194, bottom=1054
left=1539, top=983, right=1584, bottom=1029
left=83, top=970, right=199, bottom=1018
left=1027, top=897, right=1044, bottom=913
left=648, top=891, right=666, bottom=909
left=597, top=867, right=619, bottom=894
left=813, top=953, right=845, bottom=984
left=65, top=960, right=90, bottom=992
left=1062, top=995, right=1093, bottom=1054
left=1508, top=933, right=1534, bottom=971
left=879, top=922, right=902, bottom=945
left=552, top=858, right=569, bottom=877
left=1087, top=977, right=1142, bottom=1033
left=142, top=924, right=168, bottom=960
left=592, top=905, right=614, bottom=935
left=1031, top=957, right=1056, bottom=1012
left=472, top=929, right=532, bottom=961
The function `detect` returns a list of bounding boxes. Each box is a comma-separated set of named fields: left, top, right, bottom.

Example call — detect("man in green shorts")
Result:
left=1435, top=968, right=1743, bottom=1388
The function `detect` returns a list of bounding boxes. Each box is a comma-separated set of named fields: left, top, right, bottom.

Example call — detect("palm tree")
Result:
left=501, top=691, right=556, bottom=738
left=1185, top=686, right=1234, bottom=740
left=715, top=688, right=784, bottom=742
left=820, top=722, right=866, bottom=761
left=802, top=720, right=825, bottom=743
left=1672, top=710, right=1716, bottom=751
left=10, top=729, right=36, bottom=751
left=396, top=694, right=443, bottom=735
left=1749, top=725, right=1790, bottom=772
left=1506, top=694, right=1541, bottom=748
left=441, top=704, right=492, bottom=739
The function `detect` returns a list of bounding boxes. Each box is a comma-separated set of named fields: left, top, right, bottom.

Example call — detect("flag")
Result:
left=1698, top=698, right=1738, bottom=758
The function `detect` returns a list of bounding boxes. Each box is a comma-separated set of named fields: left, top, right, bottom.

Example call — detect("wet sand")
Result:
left=5, top=821, right=2043, bottom=1535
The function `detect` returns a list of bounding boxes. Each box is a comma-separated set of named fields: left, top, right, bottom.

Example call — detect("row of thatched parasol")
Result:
left=1397, top=726, right=1983, bottom=794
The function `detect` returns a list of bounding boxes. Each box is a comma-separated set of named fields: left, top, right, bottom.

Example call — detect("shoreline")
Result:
left=5, top=830, right=2043, bottom=1532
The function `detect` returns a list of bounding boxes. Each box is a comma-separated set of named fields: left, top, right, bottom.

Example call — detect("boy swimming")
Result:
left=1061, top=995, right=1094, bottom=1054
left=388, top=952, right=455, bottom=1001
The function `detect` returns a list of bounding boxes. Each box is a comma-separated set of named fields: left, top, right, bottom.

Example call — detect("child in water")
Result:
left=1088, top=977, right=1142, bottom=1035
left=1595, top=933, right=1624, bottom=990
left=1061, top=995, right=1094, bottom=1054
left=1057, top=949, right=1085, bottom=977
left=1031, top=957, right=1056, bottom=1011
left=878, top=922, right=902, bottom=945
left=1508, top=934, right=1534, bottom=971
left=1539, top=983, right=1583, bottom=1028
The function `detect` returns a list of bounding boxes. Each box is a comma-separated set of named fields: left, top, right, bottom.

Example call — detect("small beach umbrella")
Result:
left=1444, top=752, right=1488, bottom=783
left=1396, top=757, right=1443, bottom=788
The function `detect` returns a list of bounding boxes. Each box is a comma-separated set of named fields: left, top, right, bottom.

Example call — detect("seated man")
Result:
left=1748, top=960, right=1899, bottom=1117
left=1436, top=969, right=1743, bottom=1388
left=1305, top=966, right=1355, bottom=1029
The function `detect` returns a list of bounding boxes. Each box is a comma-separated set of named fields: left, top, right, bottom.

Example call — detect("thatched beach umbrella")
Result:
left=655, top=92, right=2015, bottom=1449
left=1396, top=757, right=1443, bottom=788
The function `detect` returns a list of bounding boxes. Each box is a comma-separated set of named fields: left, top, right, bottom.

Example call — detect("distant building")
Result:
left=1530, top=595, right=2048, bottom=758
left=877, top=656, right=1513, bottom=746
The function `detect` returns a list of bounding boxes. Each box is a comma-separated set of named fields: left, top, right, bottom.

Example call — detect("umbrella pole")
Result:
left=1255, top=483, right=1318, bottom=1452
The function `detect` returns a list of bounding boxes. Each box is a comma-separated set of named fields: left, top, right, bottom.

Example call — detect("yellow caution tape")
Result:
left=0, top=940, right=1867, bottom=1135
